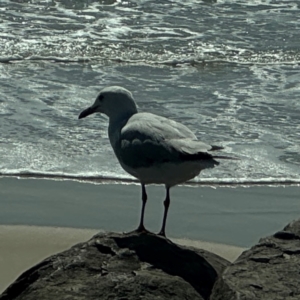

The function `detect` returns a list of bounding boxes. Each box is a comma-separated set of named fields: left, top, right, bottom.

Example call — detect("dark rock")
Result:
left=0, top=231, right=229, bottom=300
left=211, top=219, right=300, bottom=300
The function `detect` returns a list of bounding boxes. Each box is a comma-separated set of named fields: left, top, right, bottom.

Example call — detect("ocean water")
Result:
left=0, top=0, right=299, bottom=185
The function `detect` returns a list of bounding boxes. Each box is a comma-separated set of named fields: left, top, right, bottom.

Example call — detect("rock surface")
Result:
left=211, top=219, right=300, bottom=300
left=0, top=231, right=229, bottom=300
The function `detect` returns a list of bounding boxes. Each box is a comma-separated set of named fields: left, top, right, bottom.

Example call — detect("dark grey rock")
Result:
left=211, top=219, right=300, bottom=300
left=0, top=231, right=229, bottom=300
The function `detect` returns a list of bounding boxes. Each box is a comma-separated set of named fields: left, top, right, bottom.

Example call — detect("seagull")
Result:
left=79, top=86, right=235, bottom=237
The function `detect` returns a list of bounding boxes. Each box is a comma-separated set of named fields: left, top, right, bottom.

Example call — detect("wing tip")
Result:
left=210, top=145, right=224, bottom=151
left=213, top=155, right=240, bottom=160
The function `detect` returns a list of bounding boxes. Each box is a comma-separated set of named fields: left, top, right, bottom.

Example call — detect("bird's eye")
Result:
left=98, top=95, right=104, bottom=102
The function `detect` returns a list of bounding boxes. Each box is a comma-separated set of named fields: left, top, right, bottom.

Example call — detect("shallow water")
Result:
left=0, top=0, right=299, bottom=184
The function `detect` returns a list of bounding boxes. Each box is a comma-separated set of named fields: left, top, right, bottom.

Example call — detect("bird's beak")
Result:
left=78, top=106, right=97, bottom=119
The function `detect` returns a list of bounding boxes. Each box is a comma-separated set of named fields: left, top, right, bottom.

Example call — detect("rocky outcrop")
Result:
left=0, top=231, right=229, bottom=300
left=211, top=219, right=300, bottom=300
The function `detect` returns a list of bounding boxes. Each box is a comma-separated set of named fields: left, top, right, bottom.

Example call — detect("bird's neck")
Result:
left=109, top=110, right=136, bottom=127
left=108, top=111, right=136, bottom=150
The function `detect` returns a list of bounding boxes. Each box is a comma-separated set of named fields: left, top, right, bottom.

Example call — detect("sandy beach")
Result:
left=0, top=177, right=299, bottom=293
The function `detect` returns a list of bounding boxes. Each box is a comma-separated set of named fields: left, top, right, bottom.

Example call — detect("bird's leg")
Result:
left=158, top=187, right=170, bottom=237
left=136, top=184, right=149, bottom=233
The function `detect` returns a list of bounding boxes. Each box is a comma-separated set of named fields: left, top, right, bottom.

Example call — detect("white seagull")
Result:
left=79, top=86, right=235, bottom=237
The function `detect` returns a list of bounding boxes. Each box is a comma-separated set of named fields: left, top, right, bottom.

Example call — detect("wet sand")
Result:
left=0, top=177, right=299, bottom=293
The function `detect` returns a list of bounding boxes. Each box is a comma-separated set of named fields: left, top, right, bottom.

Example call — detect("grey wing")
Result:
left=116, top=113, right=217, bottom=168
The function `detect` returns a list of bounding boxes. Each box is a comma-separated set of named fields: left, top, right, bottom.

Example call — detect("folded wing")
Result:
left=116, top=113, right=220, bottom=169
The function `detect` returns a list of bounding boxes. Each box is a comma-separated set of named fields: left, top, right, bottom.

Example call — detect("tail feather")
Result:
left=208, top=145, right=239, bottom=160
left=210, top=145, right=224, bottom=151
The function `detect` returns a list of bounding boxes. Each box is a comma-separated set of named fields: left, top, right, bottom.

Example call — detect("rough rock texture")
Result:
left=0, top=231, right=229, bottom=300
left=211, top=219, right=300, bottom=300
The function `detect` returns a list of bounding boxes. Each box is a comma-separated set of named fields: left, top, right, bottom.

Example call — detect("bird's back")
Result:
left=122, top=112, right=197, bottom=141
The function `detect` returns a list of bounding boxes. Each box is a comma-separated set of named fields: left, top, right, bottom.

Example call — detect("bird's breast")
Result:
left=119, top=161, right=202, bottom=187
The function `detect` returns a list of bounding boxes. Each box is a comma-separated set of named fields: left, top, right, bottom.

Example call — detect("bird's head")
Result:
left=78, top=86, right=138, bottom=121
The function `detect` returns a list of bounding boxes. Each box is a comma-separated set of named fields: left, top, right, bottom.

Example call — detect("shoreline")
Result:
left=1, top=177, right=299, bottom=247
left=1, top=174, right=299, bottom=187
